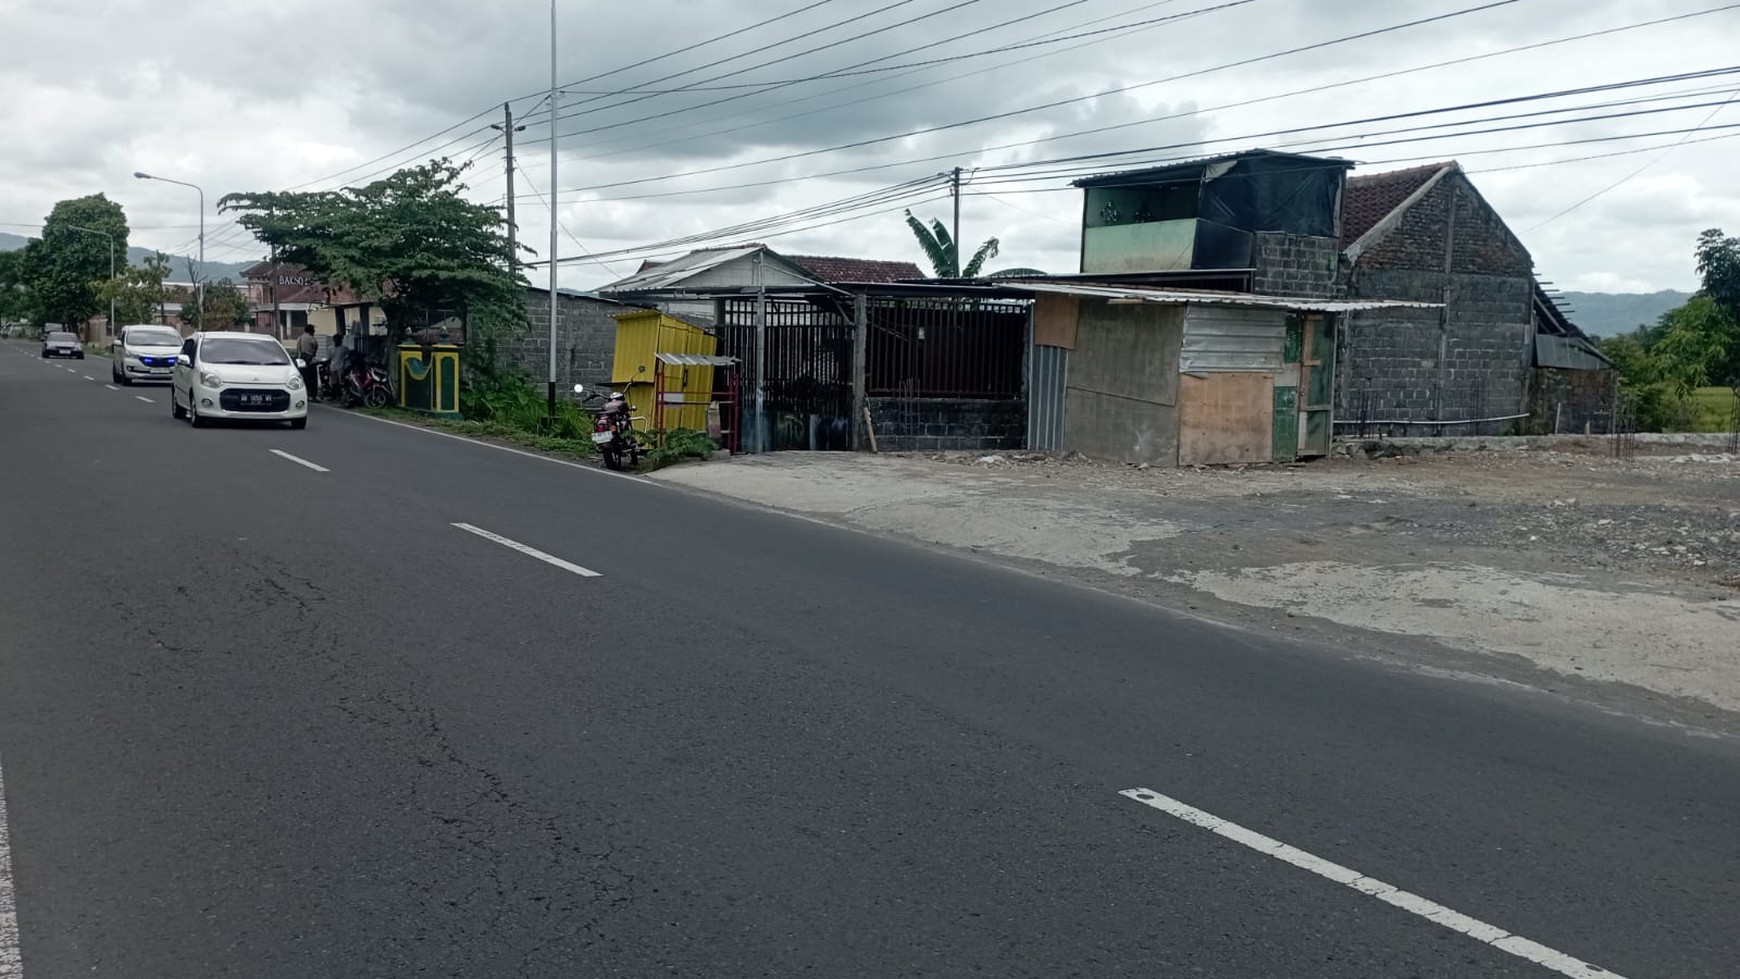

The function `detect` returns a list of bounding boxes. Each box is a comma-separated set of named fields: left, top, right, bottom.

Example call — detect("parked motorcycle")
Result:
left=575, top=384, right=641, bottom=471
left=345, top=361, right=392, bottom=409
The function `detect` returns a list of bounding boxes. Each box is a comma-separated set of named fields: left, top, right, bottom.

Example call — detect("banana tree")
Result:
left=904, top=210, right=1044, bottom=279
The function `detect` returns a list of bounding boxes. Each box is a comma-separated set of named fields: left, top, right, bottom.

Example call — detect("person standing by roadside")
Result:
left=295, top=324, right=320, bottom=399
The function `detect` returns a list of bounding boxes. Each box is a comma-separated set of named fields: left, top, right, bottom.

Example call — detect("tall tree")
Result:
left=178, top=279, right=251, bottom=329
left=903, top=209, right=1045, bottom=279
left=219, top=160, right=523, bottom=344
left=0, top=250, right=30, bottom=323
left=23, top=194, right=130, bottom=329
left=96, top=251, right=175, bottom=327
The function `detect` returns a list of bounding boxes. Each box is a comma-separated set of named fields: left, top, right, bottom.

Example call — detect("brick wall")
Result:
left=1337, top=171, right=1535, bottom=430
left=492, top=291, right=625, bottom=389
left=1251, top=233, right=1340, bottom=299
left=867, top=397, right=1026, bottom=452
left=1352, top=173, right=1532, bottom=277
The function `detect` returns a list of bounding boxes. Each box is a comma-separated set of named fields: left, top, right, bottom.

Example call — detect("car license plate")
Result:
left=241, top=394, right=271, bottom=406
left=591, top=431, right=615, bottom=445
left=150, top=367, right=169, bottom=374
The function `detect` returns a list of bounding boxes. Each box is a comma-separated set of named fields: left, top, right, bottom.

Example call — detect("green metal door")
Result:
left=1299, top=316, right=1335, bottom=457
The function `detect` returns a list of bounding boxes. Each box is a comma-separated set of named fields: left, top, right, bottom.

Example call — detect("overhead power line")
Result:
left=539, top=0, right=1523, bottom=196
left=539, top=0, right=945, bottom=131
left=549, top=0, right=1212, bottom=166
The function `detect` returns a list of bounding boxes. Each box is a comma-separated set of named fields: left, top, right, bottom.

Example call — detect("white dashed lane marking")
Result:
left=451, top=523, right=602, bottom=578
left=1120, top=789, right=1629, bottom=979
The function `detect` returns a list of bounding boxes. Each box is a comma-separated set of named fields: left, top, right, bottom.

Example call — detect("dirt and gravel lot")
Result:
left=653, top=435, right=1740, bottom=730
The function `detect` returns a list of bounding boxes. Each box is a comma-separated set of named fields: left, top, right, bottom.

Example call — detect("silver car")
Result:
left=40, top=331, right=81, bottom=359
left=110, top=324, right=183, bottom=385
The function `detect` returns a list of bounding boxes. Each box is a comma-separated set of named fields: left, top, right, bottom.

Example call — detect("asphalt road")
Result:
left=1, top=340, right=1736, bottom=978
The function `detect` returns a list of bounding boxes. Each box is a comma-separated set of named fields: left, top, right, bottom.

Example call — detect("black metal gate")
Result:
left=718, top=298, right=855, bottom=451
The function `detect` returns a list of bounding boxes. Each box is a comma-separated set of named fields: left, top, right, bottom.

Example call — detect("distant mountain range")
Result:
left=0, top=230, right=257, bottom=283
left=1559, top=290, right=1693, bottom=337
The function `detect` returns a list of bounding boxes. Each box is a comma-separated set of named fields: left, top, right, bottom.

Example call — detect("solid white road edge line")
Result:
left=451, top=523, right=601, bottom=578
left=134, top=396, right=154, bottom=404
left=1119, top=789, right=1627, bottom=979
left=269, top=449, right=330, bottom=473
left=321, top=407, right=656, bottom=486
left=0, top=755, right=23, bottom=978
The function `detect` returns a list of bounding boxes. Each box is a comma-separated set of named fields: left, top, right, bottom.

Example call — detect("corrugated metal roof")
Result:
left=599, top=246, right=765, bottom=292
left=1011, top=281, right=1440, bottom=312
left=655, top=352, right=738, bottom=366
left=1535, top=333, right=1613, bottom=371
left=1071, top=149, right=1352, bottom=188
left=1180, top=306, right=1287, bottom=373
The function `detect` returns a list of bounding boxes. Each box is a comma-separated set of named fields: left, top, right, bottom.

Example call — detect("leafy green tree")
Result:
left=1652, top=294, right=1739, bottom=391
left=902, top=209, right=1044, bottom=279
left=178, top=279, right=251, bottom=329
left=96, top=251, right=175, bottom=326
left=0, top=249, right=31, bottom=323
left=22, top=194, right=129, bottom=329
left=219, top=160, right=523, bottom=349
left=1689, top=229, right=1740, bottom=386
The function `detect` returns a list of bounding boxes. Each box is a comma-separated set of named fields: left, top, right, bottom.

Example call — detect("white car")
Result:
left=170, top=331, right=309, bottom=429
left=110, top=324, right=184, bottom=385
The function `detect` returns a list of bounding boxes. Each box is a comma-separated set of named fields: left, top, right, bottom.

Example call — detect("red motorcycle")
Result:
left=575, top=384, right=642, bottom=471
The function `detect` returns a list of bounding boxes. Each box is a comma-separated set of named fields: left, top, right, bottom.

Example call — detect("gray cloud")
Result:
left=1, top=0, right=1734, bottom=292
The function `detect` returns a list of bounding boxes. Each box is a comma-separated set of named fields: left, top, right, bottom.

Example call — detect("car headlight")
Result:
left=286, top=374, right=304, bottom=391
left=199, top=371, right=226, bottom=389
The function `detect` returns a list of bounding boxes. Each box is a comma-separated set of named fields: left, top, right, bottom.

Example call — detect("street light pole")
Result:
left=134, top=171, right=205, bottom=330
left=66, top=225, right=116, bottom=341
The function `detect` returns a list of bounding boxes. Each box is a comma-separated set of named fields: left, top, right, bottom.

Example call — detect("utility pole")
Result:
left=546, top=0, right=559, bottom=422
left=492, top=102, right=525, bottom=276
left=951, top=166, right=962, bottom=277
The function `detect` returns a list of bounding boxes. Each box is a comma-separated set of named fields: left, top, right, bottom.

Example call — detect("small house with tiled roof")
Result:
left=1337, top=160, right=1608, bottom=435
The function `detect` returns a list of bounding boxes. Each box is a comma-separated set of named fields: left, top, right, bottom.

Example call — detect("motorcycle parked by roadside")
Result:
left=344, top=360, right=392, bottom=409
left=574, top=384, right=641, bottom=471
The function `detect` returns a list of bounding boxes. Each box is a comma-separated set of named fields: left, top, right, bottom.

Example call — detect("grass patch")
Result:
left=1687, top=386, right=1738, bottom=433
left=362, top=406, right=600, bottom=462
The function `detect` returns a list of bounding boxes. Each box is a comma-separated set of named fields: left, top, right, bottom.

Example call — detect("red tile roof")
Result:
left=786, top=254, right=925, bottom=283
left=1341, top=162, right=1455, bottom=246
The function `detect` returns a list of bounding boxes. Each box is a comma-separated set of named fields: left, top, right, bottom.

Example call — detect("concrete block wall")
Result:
left=494, top=291, right=624, bottom=389
left=867, top=397, right=1026, bottom=452
left=1339, top=270, right=1532, bottom=426
left=1252, top=233, right=1340, bottom=299
left=1338, top=171, right=1536, bottom=430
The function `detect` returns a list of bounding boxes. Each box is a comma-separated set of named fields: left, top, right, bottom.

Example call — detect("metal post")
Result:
left=196, top=184, right=205, bottom=330
left=950, top=167, right=962, bottom=276
left=754, top=252, right=766, bottom=453
left=270, top=247, right=281, bottom=336
left=851, top=292, right=867, bottom=451
left=546, top=0, right=559, bottom=422
left=132, top=172, right=205, bottom=329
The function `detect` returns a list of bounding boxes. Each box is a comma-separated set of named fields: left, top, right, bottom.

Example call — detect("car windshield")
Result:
left=48, top=332, right=75, bottom=342
left=125, top=329, right=181, bottom=347
left=201, top=338, right=291, bottom=366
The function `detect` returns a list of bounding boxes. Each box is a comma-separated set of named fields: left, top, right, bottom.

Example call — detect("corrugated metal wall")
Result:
left=1029, top=344, right=1069, bottom=452
left=1179, top=306, right=1288, bottom=372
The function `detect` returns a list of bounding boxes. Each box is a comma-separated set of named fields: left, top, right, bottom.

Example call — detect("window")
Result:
left=198, top=337, right=291, bottom=366
left=180, top=338, right=197, bottom=362
left=124, top=327, right=181, bottom=347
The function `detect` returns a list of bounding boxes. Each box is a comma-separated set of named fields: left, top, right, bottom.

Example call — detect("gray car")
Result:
left=41, top=331, right=82, bottom=359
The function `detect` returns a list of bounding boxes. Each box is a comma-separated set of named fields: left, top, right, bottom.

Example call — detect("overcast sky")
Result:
left=2, top=0, right=1736, bottom=294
